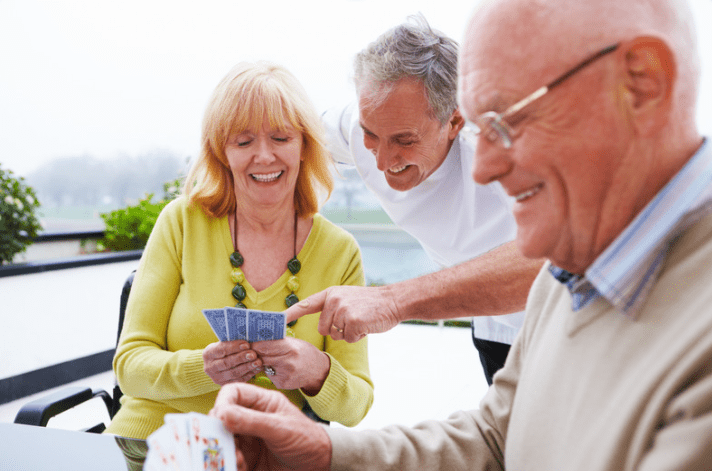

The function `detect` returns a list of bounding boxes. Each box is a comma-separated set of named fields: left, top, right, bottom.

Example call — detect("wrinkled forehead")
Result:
left=458, top=29, right=573, bottom=120
left=458, top=45, right=523, bottom=119
left=458, top=0, right=583, bottom=117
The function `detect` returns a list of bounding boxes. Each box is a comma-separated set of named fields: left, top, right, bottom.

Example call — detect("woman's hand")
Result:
left=203, top=340, right=263, bottom=386
left=252, top=338, right=330, bottom=395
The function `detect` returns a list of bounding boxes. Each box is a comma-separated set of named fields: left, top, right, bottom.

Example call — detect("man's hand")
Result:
left=210, top=383, right=332, bottom=471
left=285, top=285, right=402, bottom=342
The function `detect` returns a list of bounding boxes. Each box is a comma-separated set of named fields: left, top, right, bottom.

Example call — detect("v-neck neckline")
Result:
left=221, top=214, right=319, bottom=302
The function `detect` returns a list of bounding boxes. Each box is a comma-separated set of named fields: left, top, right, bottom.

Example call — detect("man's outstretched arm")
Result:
left=286, top=241, right=544, bottom=342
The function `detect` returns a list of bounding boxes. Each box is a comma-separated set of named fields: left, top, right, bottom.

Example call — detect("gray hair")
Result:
left=353, top=14, right=459, bottom=125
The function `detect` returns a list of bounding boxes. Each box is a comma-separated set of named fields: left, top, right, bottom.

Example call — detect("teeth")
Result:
left=515, top=185, right=542, bottom=202
left=389, top=165, right=408, bottom=174
left=251, top=171, right=282, bottom=182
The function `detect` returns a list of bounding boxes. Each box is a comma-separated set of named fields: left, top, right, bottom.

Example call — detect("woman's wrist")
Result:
left=301, top=352, right=331, bottom=396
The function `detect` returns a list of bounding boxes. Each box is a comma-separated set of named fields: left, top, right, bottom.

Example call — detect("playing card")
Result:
left=145, top=423, right=182, bottom=471
left=224, top=306, right=248, bottom=341
left=163, top=414, right=192, bottom=467
left=202, top=308, right=228, bottom=341
left=247, top=309, right=286, bottom=342
left=145, top=412, right=236, bottom=471
left=187, top=412, right=237, bottom=471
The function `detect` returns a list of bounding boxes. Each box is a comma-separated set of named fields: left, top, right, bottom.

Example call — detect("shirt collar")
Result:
left=550, top=138, right=712, bottom=318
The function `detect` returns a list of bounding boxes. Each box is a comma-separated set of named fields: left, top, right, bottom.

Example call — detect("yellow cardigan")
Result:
left=106, top=198, right=373, bottom=439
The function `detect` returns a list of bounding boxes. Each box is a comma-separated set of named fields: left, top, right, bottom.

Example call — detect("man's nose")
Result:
left=472, top=140, right=512, bottom=185
left=373, top=143, right=397, bottom=172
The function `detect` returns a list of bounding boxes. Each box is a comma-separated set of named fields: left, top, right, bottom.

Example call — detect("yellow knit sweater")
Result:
left=105, top=198, right=373, bottom=439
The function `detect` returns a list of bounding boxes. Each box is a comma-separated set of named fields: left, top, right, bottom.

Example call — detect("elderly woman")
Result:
left=105, top=62, right=373, bottom=439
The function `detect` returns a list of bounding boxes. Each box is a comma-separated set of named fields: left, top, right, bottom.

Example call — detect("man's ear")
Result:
left=620, top=36, right=676, bottom=134
left=448, top=108, right=466, bottom=140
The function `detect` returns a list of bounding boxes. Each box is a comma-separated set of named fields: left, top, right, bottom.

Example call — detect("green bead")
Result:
left=287, top=256, right=301, bottom=275
left=285, top=293, right=299, bottom=307
left=231, top=267, right=244, bottom=284
left=253, top=375, right=275, bottom=389
left=287, top=275, right=300, bottom=292
left=235, top=301, right=247, bottom=308
left=232, top=283, right=247, bottom=301
left=229, top=251, right=244, bottom=268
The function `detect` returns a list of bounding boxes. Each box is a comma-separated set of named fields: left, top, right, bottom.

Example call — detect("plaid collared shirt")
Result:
left=550, top=138, right=712, bottom=318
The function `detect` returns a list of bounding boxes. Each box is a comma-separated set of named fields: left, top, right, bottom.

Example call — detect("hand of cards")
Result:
left=144, top=412, right=236, bottom=471
left=202, top=307, right=286, bottom=342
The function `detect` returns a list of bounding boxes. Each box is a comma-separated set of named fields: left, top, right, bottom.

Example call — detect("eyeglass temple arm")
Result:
left=503, top=86, right=548, bottom=118
left=547, top=44, right=619, bottom=89
left=501, top=43, right=620, bottom=120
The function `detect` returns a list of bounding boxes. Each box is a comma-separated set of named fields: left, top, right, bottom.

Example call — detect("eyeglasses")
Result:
left=469, top=43, right=619, bottom=149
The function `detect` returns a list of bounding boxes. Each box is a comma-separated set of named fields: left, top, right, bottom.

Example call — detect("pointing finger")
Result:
left=285, top=289, right=328, bottom=324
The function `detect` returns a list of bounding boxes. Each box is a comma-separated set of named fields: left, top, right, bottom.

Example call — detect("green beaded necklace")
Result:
left=229, top=212, right=302, bottom=316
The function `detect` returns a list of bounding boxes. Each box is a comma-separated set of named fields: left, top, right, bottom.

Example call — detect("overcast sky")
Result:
left=1, top=0, right=710, bottom=177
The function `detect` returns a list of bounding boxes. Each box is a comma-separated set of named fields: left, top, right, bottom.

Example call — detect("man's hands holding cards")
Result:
left=209, top=383, right=332, bottom=471
left=145, top=386, right=331, bottom=471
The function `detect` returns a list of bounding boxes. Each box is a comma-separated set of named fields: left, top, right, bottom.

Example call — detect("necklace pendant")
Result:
left=287, top=256, right=301, bottom=275
left=287, top=275, right=300, bottom=292
left=232, top=283, right=247, bottom=301
left=231, top=267, right=245, bottom=284
left=229, top=251, right=244, bottom=268
left=285, top=293, right=299, bottom=307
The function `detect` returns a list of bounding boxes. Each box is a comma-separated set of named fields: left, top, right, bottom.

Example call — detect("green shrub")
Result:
left=98, top=177, right=183, bottom=252
left=0, top=164, right=42, bottom=264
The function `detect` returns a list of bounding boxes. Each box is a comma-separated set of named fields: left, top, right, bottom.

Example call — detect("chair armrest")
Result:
left=14, top=386, right=112, bottom=427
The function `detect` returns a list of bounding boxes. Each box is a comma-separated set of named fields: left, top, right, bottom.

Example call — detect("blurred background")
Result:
left=1, top=0, right=710, bottom=229
left=0, top=0, right=710, bottom=282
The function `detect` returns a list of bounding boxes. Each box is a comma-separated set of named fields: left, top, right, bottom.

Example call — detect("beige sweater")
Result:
left=329, top=211, right=712, bottom=470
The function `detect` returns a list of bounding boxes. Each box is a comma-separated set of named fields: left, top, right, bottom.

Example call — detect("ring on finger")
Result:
left=331, top=325, right=344, bottom=333
left=264, top=366, right=276, bottom=376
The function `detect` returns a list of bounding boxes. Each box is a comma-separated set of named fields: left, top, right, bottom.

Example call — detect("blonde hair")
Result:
left=184, top=61, right=333, bottom=218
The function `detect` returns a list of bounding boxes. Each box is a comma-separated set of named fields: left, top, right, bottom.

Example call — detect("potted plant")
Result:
left=0, top=164, right=42, bottom=264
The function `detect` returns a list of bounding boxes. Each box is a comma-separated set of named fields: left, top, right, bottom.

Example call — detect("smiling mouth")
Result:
left=250, top=171, right=283, bottom=182
left=514, top=184, right=543, bottom=202
left=388, top=165, right=409, bottom=175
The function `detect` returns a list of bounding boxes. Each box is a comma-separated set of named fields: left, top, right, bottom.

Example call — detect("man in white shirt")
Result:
left=288, top=16, right=543, bottom=384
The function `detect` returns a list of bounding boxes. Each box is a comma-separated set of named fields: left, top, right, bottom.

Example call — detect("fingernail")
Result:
left=246, top=353, right=255, bottom=361
left=252, top=361, right=260, bottom=368
left=239, top=343, right=248, bottom=350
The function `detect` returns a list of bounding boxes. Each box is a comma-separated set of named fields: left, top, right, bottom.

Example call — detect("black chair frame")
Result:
left=14, top=271, right=135, bottom=433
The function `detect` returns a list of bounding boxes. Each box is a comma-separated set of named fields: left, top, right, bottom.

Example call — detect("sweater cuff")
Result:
left=302, top=352, right=347, bottom=412
left=180, top=350, right=219, bottom=395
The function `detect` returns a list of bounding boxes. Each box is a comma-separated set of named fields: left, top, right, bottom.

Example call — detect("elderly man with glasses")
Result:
left=208, top=0, right=712, bottom=469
